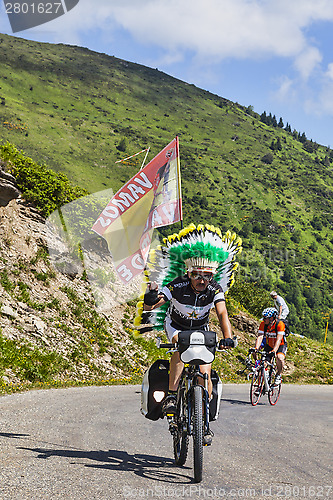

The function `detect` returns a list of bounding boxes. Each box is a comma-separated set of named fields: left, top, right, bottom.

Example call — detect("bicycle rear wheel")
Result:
left=250, top=369, right=263, bottom=406
left=173, top=389, right=189, bottom=466
left=192, top=385, right=204, bottom=483
left=268, top=370, right=281, bottom=405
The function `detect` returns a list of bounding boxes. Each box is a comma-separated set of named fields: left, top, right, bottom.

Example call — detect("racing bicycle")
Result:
left=247, top=348, right=281, bottom=406
left=157, top=331, right=237, bottom=483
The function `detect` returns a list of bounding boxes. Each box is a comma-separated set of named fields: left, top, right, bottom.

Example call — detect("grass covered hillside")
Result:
left=0, top=33, right=332, bottom=343
left=0, top=197, right=332, bottom=393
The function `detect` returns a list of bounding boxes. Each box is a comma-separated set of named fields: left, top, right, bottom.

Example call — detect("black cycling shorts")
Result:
left=264, top=343, right=287, bottom=357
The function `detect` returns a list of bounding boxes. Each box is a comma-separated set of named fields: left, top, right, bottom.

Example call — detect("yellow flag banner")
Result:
left=92, top=137, right=182, bottom=283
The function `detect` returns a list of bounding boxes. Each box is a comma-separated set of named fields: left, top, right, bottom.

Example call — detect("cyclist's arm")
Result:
left=144, top=297, right=167, bottom=311
left=275, top=297, right=283, bottom=319
left=215, top=300, right=232, bottom=339
left=277, top=305, right=283, bottom=319
left=255, top=334, right=264, bottom=350
left=255, top=321, right=265, bottom=350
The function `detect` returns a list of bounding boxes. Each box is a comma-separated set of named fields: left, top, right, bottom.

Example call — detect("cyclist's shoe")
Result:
left=162, top=394, right=177, bottom=416
left=203, top=429, right=214, bottom=446
left=274, top=374, right=282, bottom=386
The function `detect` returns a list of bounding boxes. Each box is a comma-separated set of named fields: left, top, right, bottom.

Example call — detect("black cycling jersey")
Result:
left=161, top=275, right=225, bottom=330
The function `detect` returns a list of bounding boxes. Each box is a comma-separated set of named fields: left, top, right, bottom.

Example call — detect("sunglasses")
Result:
left=189, top=271, right=214, bottom=281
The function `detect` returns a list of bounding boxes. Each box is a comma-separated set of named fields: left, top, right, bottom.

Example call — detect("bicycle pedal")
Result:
left=167, top=420, right=177, bottom=434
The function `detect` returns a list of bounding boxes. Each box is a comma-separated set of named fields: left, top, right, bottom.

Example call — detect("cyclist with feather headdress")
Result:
left=135, top=224, right=242, bottom=426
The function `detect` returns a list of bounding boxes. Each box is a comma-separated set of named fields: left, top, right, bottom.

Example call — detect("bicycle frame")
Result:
left=157, top=332, right=236, bottom=482
left=261, top=356, right=274, bottom=393
left=178, top=364, right=210, bottom=438
left=249, top=350, right=281, bottom=406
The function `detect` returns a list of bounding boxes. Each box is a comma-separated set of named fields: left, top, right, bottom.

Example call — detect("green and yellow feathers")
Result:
left=134, top=223, right=242, bottom=333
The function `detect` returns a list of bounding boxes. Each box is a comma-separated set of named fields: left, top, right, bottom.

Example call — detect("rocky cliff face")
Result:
left=0, top=160, right=20, bottom=207
left=0, top=193, right=266, bottom=390
left=0, top=197, right=147, bottom=388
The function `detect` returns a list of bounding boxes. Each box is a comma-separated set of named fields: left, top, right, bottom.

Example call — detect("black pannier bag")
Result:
left=209, top=369, right=223, bottom=421
left=141, top=359, right=169, bottom=420
left=178, top=330, right=217, bottom=365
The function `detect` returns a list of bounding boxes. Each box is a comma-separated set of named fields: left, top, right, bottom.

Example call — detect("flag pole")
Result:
left=324, top=320, right=329, bottom=343
left=115, top=148, right=149, bottom=164
left=140, top=147, right=150, bottom=170
left=176, top=136, right=183, bottom=229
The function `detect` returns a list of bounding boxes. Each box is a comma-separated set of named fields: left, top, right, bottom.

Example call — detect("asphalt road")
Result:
left=0, top=384, right=332, bottom=500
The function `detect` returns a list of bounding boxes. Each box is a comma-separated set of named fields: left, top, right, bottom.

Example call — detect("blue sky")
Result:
left=1, top=0, right=333, bottom=147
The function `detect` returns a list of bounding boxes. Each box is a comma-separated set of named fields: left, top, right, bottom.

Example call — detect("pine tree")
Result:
left=299, top=132, right=307, bottom=143
left=260, top=111, right=267, bottom=124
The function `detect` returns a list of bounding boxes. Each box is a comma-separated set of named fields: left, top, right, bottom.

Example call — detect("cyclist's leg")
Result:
left=164, top=318, right=184, bottom=391
left=275, top=353, right=284, bottom=374
left=276, top=345, right=287, bottom=375
left=169, top=351, right=184, bottom=391
left=163, top=357, right=182, bottom=414
left=162, top=322, right=183, bottom=415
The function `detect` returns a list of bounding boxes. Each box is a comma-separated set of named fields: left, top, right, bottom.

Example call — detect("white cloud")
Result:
left=304, top=63, right=333, bottom=117
left=318, top=83, right=333, bottom=115
left=326, top=63, right=333, bottom=81
left=294, top=47, right=322, bottom=81
left=4, top=0, right=333, bottom=122
left=106, top=0, right=306, bottom=59
left=98, top=2, right=329, bottom=51
left=304, top=85, right=333, bottom=117
left=17, top=1, right=331, bottom=56
left=274, top=76, right=295, bottom=102
left=69, top=0, right=333, bottom=79
left=5, top=0, right=333, bottom=77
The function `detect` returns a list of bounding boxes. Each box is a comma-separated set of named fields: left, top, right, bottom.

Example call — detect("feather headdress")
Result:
left=134, top=223, right=242, bottom=333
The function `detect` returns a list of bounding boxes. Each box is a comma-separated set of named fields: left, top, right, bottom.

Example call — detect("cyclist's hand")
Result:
left=144, top=282, right=159, bottom=306
left=149, top=281, right=158, bottom=291
left=219, top=337, right=236, bottom=349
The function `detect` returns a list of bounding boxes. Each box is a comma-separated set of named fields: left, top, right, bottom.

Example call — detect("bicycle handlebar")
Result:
left=249, top=347, right=275, bottom=357
left=156, top=335, right=238, bottom=350
left=158, top=342, right=174, bottom=349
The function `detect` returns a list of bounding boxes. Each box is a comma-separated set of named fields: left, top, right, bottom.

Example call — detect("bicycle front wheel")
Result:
left=173, top=390, right=189, bottom=466
left=268, top=370, right=281, bottom=405
left=192, top=385, right=204, bottom=483
left=250, top=369, right=263, bottom=406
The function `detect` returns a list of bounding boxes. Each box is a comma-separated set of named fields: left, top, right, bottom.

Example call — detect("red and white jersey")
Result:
left=258, top=320, right=286, bottom=349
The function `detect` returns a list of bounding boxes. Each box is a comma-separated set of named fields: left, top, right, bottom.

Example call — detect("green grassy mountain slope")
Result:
left=0, top=33, right=332, bottom=343
left=0, top=197, right=332, bottom=393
